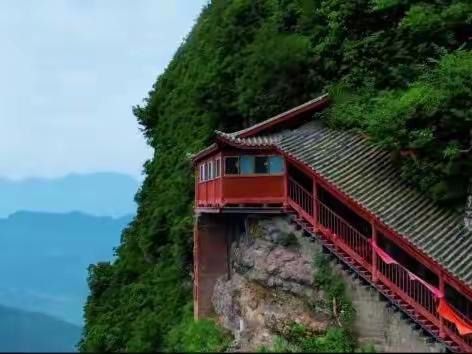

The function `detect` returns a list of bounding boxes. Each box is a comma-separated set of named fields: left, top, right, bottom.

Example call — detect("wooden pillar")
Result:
left=219, top=155, right=224, bottom=207
left=283, top=160, right=289, bottom=208
left=312, top=177, right=318, bottom=229
left=193, top=213, right=200, bottom=320
left=371, top=220, right=378, bottom=282
left=439, top=273, right=445, bottom=338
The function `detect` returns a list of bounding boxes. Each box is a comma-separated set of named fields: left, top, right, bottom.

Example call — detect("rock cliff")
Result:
left=212, top=216, right=445, bottom=353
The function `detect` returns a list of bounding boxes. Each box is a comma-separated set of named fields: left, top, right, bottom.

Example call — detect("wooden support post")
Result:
left=439, top=273, right=445, bottom=338
left=312, top=177, right=318, bottom=229
left=193, top=213, right=200, bottom=320
left=371, top=220, right=378, bottom=282
left=283, top=161, right=289, bottom=208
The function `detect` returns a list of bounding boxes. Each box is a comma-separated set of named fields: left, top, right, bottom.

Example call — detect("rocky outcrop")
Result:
left=212, top=216, right=331, bottom=351
left=211, top=215, right=446, bottom=353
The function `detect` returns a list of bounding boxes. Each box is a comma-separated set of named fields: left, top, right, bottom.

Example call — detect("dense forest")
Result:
left=80, top=0, right=471, bottom=351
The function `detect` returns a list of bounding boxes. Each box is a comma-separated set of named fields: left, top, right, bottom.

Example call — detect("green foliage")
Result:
left=280, top=232, right=299, bottom=247
left=257, top=255, right=369, bottom=353
left=164, top=305, right=232, bottom=352
left=81, top=0, right=471, bottom=351
left=314, top=254, right=356, bottom=328
left=357, top=343, right=377, bottom=352
left=327, top=51, right=472, bottom=205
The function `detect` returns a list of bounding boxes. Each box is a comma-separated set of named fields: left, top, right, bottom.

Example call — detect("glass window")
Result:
left=269, top=156, right=284, bottom=174
left=255, top=156, right=269, bottom=174
left=209, top=161, right=214, bottom=179
left=225, top=157, right=239, bottom=175
left=240, top=155, right=254, bottom=175
left=199, top=164, right=204, bottom=181
left=215, top=159, right=221, bottom=178
left=205, top=163, right=210, bottom=180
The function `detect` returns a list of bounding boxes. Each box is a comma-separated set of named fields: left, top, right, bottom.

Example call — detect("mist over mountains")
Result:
left=0, top=305, right=81, bottom=352
left=0, top=172, right=139, bottom=217
left=0, top=210, right=133, bottom=325
left=0, top=172, right=137, bottom=351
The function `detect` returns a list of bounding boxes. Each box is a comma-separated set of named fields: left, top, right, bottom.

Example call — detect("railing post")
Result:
left=371, top=220, right=378, bottom=282
left=312, top=177, right=318, bottom=230
left=283, top=166, right=288, bottom=208
left=439, top=273, right=445, bottom=338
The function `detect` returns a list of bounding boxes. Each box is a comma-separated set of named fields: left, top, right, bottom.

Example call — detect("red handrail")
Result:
left=288, top=177, right=313, bottom=219
left=443, top=304, right=472, bottom=348
left=286, top=174, right=472, bottom=351
left=377, top=256, right=438, bottom=318
left=318, top=199, right=372, bottom=265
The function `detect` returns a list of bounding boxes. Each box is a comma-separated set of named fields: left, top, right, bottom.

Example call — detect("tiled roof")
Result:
left=231, top=94, right=329, bottom=138
left=215, top=130, right=287, bottom=147
left=218, top=120, right=472, bottom=287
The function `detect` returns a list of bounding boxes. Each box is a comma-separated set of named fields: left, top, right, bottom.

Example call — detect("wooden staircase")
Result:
left=284, top=204, right=462, bottom=353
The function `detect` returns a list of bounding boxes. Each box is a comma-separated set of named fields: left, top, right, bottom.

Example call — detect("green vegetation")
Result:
left=80, top=0, right=471, bottom=351
left=164, top=305, right=232, bottom=352
left=257, top=325, right=357, bottom=353
left=256, top=254, right=375, bottom=353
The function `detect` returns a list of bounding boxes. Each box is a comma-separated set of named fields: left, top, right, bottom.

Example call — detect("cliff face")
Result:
left=212, top=218, right=330, bottom=351
left=212, top=216, right=445, bottom=353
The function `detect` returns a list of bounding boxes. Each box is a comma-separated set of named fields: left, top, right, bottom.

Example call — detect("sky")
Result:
left=0, top=0, right=207, bottom=180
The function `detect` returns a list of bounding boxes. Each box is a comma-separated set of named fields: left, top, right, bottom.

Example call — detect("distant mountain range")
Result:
left=0, top=172, right=139, bottom=218
left=0, top=305, right=81, bottom=352
left=0, top=210, right=133, bottom=325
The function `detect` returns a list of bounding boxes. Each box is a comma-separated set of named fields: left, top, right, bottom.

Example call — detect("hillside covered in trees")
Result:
left=80, top=0, right=471, bottom=351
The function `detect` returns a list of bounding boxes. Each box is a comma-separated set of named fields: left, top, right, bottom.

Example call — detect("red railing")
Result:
left=377, top=257, right=438, bottom=322
left=286, top=178, right=472, bottom=351
left=443, top=305, right=472, bottom=349
left=288, top=177, right=313, bottom=223
left=318, top=199, right=372, bottom=270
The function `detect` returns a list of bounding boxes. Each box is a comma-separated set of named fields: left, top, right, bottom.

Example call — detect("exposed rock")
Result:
left=212, top=216, right=330, bottom=351
left=212, top=274, right=330, bottom=352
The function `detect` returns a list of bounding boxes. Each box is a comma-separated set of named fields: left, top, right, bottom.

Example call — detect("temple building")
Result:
left=191, top=94, right=472, bottom=352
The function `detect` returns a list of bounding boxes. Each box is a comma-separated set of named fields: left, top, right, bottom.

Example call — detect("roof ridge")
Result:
left=229, top=93, right=329, bottom=138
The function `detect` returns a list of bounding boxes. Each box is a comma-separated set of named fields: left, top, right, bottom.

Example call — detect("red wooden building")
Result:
left=192, top=94, right=472, bottom=352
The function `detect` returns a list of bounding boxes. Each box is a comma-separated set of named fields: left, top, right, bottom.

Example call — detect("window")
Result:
left=240, top=155, right=254, bottom=175
left=208, top=160, right=214, bottom=180
left=206, top=162, right=210, bottom=180
left=224, top=155, right=285, bottom=175
left=255, top=156, right=269, bottom=174
left=199, top=164, right=204, bottom=182
left=215, top=158, right=221, bottom=178
left=269, top=156, right=284, bottom=174
left=225, top=157, right=239, bottom=175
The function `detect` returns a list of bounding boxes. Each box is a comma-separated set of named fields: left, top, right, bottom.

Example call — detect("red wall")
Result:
left=194, top=214, right=230, bottom=319
left=222, top=175, right=285, bottom=204
left=195, top=148, right=286, bottom=207
left=197, top=179, right=222, bottom=207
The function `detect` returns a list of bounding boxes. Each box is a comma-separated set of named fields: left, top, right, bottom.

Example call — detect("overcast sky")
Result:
left=0, top=0, right=207, bottom=180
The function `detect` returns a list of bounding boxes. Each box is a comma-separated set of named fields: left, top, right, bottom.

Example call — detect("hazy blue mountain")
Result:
left=0, top=172, right=139, bottom=217
left=0, top=211, right=133, bottom=325
left=0, top=305, right=81, bottom=352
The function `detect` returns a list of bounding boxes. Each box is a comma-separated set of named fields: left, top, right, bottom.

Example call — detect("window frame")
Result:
left=224, top=154, right=285, bottom=177
left=208, top=160, right=214, bottom=180
left=254, top=155, right=270, bottom=174
left=199, top=164, right=204, bottom=182
left=224, top=156, right=240, bottom=176
left=215, top=158, right=221, bottom=178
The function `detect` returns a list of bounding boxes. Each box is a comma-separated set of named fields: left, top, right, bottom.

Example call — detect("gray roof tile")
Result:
left=218, top=120, right=472, bottom=287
